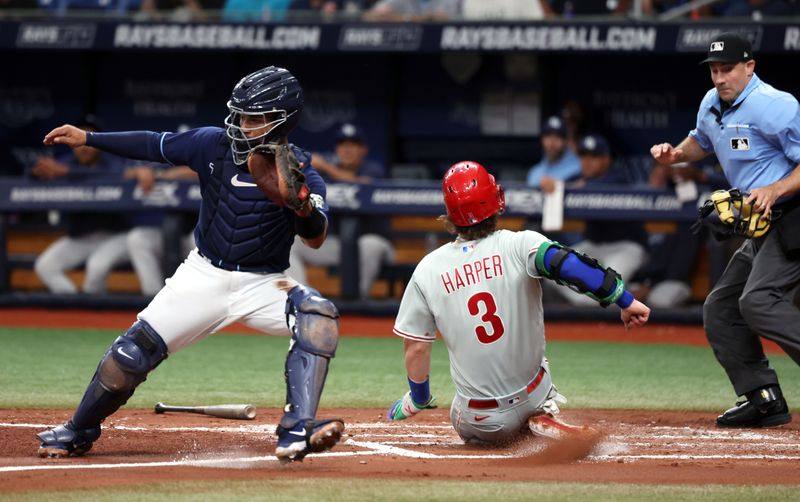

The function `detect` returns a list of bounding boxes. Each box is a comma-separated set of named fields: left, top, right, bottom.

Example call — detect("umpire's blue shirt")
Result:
left=690, top=73, right=800, bottom=192
left=87, top=126, right=327, bottom=273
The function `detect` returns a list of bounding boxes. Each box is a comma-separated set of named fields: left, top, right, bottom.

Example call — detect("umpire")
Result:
left=651, top=32, right=800, bottom=428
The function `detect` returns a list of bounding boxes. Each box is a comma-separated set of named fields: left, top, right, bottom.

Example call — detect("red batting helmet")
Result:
left=442, top=161, right=505, bottom=227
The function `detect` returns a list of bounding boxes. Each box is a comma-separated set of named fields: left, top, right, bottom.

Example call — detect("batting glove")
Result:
left=388, top=391, right=437, bottom=421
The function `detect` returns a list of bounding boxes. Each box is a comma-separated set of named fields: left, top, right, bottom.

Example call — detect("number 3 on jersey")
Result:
left=467, top=292, right=505, bottom=344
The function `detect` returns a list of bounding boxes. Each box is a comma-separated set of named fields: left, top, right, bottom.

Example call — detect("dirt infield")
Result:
left=2, top=310, right=797, bottom=491
left=2, top=408, right=800, bottom=492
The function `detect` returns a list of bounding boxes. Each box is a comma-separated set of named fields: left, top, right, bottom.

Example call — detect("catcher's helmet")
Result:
left=225, top=66, right=304, bottom=165
left=442, top=161, right=505, bottom=227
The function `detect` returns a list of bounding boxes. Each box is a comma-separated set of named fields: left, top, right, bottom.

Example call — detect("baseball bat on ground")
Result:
left=154, top=402, right=257, bottom=420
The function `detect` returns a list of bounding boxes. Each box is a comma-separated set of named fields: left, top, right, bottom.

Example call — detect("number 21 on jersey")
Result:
left=467, top=292, right=505, bottom=344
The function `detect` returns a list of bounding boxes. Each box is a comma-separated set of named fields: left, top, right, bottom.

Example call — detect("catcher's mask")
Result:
left=225, top=66, right=303, bottom=165
left=442, top=161, right=505, bottom=227
left=695, top=188, right=774, bottom=238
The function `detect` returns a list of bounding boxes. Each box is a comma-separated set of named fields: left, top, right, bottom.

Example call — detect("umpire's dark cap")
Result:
left=700, top=32, right=754, bottom=64
left=541, top=115, right=567, bottom=137
left=335, top=123, right=366, bottom=144
left=577, top=134, right=610, bottom=156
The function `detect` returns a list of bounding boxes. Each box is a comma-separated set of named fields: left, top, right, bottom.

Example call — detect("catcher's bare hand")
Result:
left=247, top=144, right=310, bottom=211
left=43, top=125, right=87, bottom=147
left=621, top=299, right=650, bottom=330
left=650, top=143, right=683, bottom=166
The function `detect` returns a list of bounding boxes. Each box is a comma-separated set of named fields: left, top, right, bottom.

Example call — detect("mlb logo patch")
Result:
left=461, top=244, right=475, bottom=253
left=731, top=137, right=750, bottom=151
left=710, top=41, right=724, bottom=52
left=507, top=396, right=521, bottom=405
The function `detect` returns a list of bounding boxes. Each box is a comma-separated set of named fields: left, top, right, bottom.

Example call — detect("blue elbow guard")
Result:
left=534, top=241, right=626, bottom=308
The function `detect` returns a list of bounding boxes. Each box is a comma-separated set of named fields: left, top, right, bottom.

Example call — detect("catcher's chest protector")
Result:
left=195, top=137, right=294, bottom=271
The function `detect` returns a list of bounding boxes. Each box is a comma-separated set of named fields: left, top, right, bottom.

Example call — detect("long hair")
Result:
left=439, top=214, right=498, bottom=241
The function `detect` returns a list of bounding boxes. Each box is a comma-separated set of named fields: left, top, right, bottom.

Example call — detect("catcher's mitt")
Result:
left=693, top=188, right=774, bottom=239
left=247, top=144, right=310, bottom=211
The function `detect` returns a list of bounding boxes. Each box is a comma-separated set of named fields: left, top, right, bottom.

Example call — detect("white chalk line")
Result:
left=592, top=453, right=800, bottom=461
left=347, top=439, right=510, bottom=459
left=3, top=420, right=800, bottom=474
left=621, top=441, right=800, bottom=449
left=0, top=438, right=513, bottom=474
left=0, top=450, right=377, bottom=473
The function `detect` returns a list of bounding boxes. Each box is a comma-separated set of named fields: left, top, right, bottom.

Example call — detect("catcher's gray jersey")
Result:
left=394, top=229, right=548, bottom=399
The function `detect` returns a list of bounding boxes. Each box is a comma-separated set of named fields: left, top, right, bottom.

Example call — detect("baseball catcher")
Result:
left=35, top=66, right=344, bottom=462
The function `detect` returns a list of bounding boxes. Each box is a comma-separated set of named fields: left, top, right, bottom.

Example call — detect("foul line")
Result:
left=346, top=439, right=507, bottom=460
left=592, top=453, right=800, bottom=461
left=0, top=451, right=377, bottom=474
left=0, top=440, right=510, bottom=473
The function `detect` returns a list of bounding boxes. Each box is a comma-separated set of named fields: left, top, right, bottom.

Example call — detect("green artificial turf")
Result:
left=3, top=479, right=799, bottom=502
left=1, top=326, right=799, bottom=411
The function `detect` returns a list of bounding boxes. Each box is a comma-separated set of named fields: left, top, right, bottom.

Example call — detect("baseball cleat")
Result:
left=528, top=414, right=596, bottom=440
left=36, top=422, right=100, bottom=458
left=275, top=419, right=345, bottom=463
left=716, top=386, right=791, bottom=428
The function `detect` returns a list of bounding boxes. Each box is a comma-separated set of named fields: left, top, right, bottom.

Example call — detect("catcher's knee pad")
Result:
left=285, top=285, right=339, bottom=357
left=98, top=320, right=169, bottom=393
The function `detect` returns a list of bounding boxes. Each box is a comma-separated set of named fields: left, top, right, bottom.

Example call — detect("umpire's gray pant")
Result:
left=703, top=231, right=800, bottom=397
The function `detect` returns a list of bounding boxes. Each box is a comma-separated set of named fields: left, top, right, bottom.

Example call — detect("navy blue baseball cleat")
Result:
left=37, top=422, right=101, bottom=458
left=275, top=419, right=344, bottom=463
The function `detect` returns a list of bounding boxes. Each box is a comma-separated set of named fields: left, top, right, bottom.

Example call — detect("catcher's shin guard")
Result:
left=70, top=320, right=168, bottom=431
left=280, top=286, right=339, bottom=430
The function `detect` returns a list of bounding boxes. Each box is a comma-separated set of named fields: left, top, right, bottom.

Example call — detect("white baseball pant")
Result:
left=450, top=360, right=556, bottom=444
left=137, top=249, right=296, bottom=354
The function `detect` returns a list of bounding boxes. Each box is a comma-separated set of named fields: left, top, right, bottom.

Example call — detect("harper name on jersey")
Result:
left=440, top=254, right=504, bottom=294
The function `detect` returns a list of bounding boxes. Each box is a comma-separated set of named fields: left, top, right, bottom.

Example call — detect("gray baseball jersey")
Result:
left=394, top=229, right=549, bottom=399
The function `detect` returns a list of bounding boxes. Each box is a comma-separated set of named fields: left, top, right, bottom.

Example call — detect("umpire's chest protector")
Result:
left=194, top=137, right=296, bottom=273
